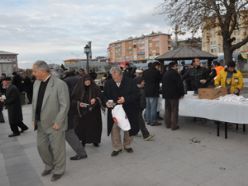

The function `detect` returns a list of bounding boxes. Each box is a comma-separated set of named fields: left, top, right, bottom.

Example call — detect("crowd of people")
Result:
left=0, top=58, right=244, bottom=182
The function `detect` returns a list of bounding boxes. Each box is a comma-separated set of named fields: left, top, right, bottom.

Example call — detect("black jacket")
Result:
left=143, top=67, right=161, bottom=97
left=103, top=76, right=140, bottom=136
left=183, top=66, right=208, bottom=91
left=5, top=85, right=23, bottom=124
left=162, top=69, right=185, bottom=99
left=12, top=74, right=23, bottom=92
left=64, top=75, right=81, bottom=130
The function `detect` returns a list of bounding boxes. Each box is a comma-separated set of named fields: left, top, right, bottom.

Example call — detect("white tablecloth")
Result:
left=178, top=95, right=248, bottom=124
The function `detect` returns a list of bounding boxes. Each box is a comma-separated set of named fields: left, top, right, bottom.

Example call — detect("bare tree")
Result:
left=158, top=0, right=248, bottom=64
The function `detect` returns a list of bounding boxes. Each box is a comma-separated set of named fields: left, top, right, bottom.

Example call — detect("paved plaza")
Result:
left=1, top=104, right=248, bottom=186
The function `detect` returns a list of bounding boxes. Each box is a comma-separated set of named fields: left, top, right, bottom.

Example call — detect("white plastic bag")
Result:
left=111, top=105, right=131, bottom=131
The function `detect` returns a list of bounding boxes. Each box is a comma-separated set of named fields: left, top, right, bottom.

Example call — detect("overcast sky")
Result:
left=0, top=0, right=177, bottom=68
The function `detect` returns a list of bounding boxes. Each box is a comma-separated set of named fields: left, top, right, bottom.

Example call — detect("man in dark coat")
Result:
left=22, top=73, right=33, bottom=104
left=162, top=62, right=184, bottom=130
left=1, top=77, right=28, bottom=137
left=134, top=76, right=154, bottom=141
left=0, top=73, right=6, bottom=123
left=12, top=72, right=23, bottom=92
left=143, top=62, right=161, bottom=126
left=103, top=67, right=140, bottom=156
left=183, top=58, right=208, bottom=93
left=89, top=70, right=97, bottom=80
left=64, top=71, right=87, bottom=161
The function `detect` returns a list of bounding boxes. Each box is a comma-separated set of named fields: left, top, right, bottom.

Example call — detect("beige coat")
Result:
left=32, top=75, right=70, bottom=133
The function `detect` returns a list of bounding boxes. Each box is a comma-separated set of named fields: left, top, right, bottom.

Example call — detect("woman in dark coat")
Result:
left=71, top=75, right=102, bottom=147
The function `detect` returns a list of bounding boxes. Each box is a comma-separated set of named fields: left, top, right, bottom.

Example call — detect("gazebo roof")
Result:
left=156, top=46, right=217, bottom=61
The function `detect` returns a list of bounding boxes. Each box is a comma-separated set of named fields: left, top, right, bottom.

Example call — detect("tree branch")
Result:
left=231, top=36, right=248, bottom=50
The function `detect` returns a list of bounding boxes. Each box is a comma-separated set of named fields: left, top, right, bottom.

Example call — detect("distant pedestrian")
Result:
left=12, top=72, right=23, bottom=92
left=0, top=73, right=7, bottom=95
left=134, top=76, right=155, bottom=141
left=78, top=68, right=86, bottom=77
left=143, top=62, right=161, bottom=126
left=1, top=77, right=28, bottom=137
left=0, top=73, right=6, bottom=123
left=89, top=70, right=97, bottom=80
left=162, top=62, right=184, bottom=130
left=22, top=72, right=33, bottom=104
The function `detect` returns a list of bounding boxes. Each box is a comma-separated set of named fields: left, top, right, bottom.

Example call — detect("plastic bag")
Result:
left=111, top=105, right=131, bottom=131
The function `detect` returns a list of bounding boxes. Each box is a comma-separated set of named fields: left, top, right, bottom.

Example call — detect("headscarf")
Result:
left=71, top=74, right=99, bottom=103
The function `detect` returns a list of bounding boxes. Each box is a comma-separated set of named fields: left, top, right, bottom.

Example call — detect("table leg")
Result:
left=217, top=121, right=220, bottom=137
left=225, top=122, right=228, bottom=139
left=243, top=125, right=246, bottom=132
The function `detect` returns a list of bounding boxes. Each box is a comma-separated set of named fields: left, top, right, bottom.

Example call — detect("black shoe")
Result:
left=21, top=127, right=29, bottom=133
left=150, top=122, right=161, bottom=126
left=41, top=169, right=53, bottom=176
left=70, top=154, right=87, bottom=160
left=124, top=148, right=134, bottom=153
left=172, top=126, right=180, bottom=131
left=157, top=116, right=163, bottom=120
left=8, top=133, right=20, bottom=137
left=93, top=143, right=99, bottom=147
left=144, top=134, right=155, bottom=141
left=51, top=174, right=63, bottom=182
left=111, top=150, right=122, bottom=157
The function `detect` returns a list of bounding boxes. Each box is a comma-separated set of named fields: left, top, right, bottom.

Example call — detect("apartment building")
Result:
left=108, top=32, right=172, bottom=63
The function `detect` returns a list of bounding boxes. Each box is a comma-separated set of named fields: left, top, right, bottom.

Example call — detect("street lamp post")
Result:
left=84, top=44, right=90, bottom=73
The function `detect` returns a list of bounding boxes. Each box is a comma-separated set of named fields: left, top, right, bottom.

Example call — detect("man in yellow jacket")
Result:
left=215, top=61, right=244, bottom=95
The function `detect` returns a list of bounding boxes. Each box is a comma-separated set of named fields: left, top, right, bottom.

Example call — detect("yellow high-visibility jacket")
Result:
left=215, top=69, right=244, bottom=94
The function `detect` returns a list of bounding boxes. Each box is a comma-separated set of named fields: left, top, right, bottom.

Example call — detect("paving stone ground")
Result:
left=1, top=102, right=248, bottom=186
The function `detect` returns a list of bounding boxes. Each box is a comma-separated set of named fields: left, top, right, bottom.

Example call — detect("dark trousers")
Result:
left=27, top=91, right=33, bottom=104
left=0, top=111, right=5, bottom=123
left=138, top=110, right=150, bottom=138
left=10, top=121, right=28, bottom=134
left=165, top=99, right=179, bottom=129
left=65, top=129, right=87, bottom=156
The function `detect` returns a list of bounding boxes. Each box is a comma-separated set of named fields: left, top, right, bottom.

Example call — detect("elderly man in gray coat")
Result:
left=32, top=60, right=70, bottom=182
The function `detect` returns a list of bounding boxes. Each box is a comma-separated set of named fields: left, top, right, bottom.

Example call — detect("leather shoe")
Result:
left=21, top=127, right=29, bottom=133
left=70, top=154, right=87, bottom=160
left=124, top=148, right=134, bottom=153
left=150, top=122, right=162, bottom=126
left=8, top=133, right=20, bottom=137
left=172, top=126, right=180, bottom=131
left=41, top=169, right=52, bottom=176
left=111, top=149, right=122, bottom=157
left=93, top=143, right=99, bottom=147
left=51, top=174, right=63, bottom=182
